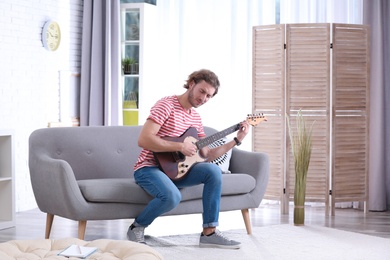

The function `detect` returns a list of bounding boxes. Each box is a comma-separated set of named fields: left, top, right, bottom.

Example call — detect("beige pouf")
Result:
left=0, top=237, right=163, bottom=260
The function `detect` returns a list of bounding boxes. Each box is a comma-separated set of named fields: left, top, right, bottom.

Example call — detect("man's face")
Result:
left=188, top=80, right=216, bottom=108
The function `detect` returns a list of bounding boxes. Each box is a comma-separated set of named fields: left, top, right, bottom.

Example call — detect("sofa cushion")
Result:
left=78, top=174, right=256, bottom=204
left=78, top=179, right=152, bottom=204
left=180, top=173, right=256, bottom=201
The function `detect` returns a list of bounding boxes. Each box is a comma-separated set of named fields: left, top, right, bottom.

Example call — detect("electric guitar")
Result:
left=154, top=114, right=267, bottom=180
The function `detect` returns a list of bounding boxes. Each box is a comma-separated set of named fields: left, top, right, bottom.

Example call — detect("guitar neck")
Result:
left=196, top=123, right=240, bottom=150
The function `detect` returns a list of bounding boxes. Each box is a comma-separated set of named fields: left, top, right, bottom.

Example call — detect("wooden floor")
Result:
left=0, top=203, right=389, bottom=243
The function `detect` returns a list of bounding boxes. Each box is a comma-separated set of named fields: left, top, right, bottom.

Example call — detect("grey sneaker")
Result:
left=127, top=224, right=146, bottom=244
left=199, top=229, right=241, bottom=249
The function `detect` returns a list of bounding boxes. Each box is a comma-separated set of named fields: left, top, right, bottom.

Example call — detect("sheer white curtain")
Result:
left=152, top=0, right=362, bottom=129
left=281, top=0, right=363, bottom=24
left=152, top=0, right=276, bottom=129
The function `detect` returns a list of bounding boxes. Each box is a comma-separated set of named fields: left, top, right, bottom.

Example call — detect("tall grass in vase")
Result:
left=287, top=110, right=314, bottom=226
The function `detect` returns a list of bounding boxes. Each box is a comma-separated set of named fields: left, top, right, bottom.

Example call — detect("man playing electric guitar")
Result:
left=129, top=69, right=250, bottom=249
left=154, top=115, right=265, bottom=180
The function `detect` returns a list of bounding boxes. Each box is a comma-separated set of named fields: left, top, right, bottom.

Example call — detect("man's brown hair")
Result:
left=183, top=69, right=220, bottom=96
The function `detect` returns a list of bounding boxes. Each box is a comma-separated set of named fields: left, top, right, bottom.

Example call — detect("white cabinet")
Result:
left=0, top=129, right=15, bottom=230
left=120, top=3, right=156, bottom=125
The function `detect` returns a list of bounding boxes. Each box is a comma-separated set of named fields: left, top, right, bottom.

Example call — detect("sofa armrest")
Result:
left=229, top=148, right=269, bottom=206
left=29, top=155, right=89, bottom=220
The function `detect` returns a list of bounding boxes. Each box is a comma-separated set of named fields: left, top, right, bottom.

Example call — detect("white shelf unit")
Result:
left=120, top=3, right=156, bottom=125
left=0, top=129, right=15, bottom=230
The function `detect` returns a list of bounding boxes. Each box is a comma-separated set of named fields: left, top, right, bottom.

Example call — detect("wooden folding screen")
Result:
left=252, top=23, right=370, bottom=215
left=331, top=24, right=370, bottom=215
left=252, top=24, right=286, bottom=206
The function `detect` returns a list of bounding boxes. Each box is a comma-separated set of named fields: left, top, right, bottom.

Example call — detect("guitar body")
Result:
left=154, top=127, right=206, bottom=180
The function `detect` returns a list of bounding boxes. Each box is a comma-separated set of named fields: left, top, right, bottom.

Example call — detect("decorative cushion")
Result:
left=0, top=237, right=163, bottom=260
left=208, top=138, right=232, bottom=173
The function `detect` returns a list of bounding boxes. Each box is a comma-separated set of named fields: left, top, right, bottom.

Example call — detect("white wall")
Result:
left=0, top=0, right=83, bottom=211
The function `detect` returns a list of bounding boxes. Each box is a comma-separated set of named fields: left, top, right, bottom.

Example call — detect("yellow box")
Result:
left=123, top=110, right=138, bottom=125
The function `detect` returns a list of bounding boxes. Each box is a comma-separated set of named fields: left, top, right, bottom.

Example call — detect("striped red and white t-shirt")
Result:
left=133, top=95, right=206, bottom=171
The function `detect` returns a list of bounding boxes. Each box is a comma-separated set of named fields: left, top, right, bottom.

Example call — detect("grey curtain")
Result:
left=363, top=0, right=390, bottom=211
left=80, top=0, right=121, bottom=126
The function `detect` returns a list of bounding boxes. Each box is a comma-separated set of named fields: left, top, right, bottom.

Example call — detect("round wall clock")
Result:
left=42, top=20, right=61, bottom=51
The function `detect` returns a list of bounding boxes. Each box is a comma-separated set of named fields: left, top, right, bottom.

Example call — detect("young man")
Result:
left=128, top=69, right=250, bottom=249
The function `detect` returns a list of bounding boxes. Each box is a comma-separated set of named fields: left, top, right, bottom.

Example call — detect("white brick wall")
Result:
left=0, top=0, right=83, bottom=211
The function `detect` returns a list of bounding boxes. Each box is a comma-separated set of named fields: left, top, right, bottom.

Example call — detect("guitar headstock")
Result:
left=246, top=113, right=267, bottom=126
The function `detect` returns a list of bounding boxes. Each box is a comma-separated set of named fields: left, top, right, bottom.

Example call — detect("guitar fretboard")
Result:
left=196, top=123, right=241, bottom=149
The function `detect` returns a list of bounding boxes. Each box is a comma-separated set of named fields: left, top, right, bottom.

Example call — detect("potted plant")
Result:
left=286, top=110, right=314, bottom=225
left=122, top=58, right=135, bottom=75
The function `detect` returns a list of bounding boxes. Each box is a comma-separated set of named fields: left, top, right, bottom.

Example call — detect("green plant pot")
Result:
left=294, top=205, right=305, bottom=225
left=294, top=178, right=307, bottom=226
left=123, top=65, right=132, bottom=75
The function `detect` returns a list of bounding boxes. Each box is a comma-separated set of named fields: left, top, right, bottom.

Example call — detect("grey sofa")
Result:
left=29, top=126, right=269, bottom=240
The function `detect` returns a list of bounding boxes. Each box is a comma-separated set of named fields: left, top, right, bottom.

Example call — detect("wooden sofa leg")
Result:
left=241, top=209, right=252, bottom=234
left=45, top=213, right=54, bottom=239
left=78, top=220, right=87, bottom=240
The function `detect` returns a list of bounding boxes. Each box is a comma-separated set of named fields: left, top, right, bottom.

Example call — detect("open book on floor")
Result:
left=58, top=244, right=98, bottom=259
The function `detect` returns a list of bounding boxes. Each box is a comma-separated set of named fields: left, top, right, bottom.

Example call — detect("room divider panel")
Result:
left=252, top=23, right=370, bottom=215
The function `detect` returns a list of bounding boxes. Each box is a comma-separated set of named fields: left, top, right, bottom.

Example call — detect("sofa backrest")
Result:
left=29, top=125, right=219, bottom=181
left=29, top=126, right=143, bottom=180
left=203, top=126, right=217, bottom=136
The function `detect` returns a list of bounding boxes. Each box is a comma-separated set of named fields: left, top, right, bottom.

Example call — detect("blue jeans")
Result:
left=133, top=162, right=222, bottom=229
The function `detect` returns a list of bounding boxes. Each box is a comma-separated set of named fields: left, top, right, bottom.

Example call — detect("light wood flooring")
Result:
left=0, top=203, right=389, bottom=243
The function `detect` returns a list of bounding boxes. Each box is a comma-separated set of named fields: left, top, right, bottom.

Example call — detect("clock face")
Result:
left=42, top=21, right=61, bottom=51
